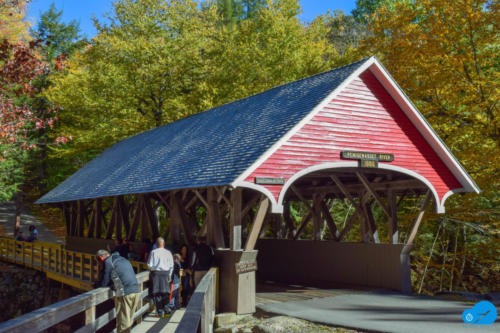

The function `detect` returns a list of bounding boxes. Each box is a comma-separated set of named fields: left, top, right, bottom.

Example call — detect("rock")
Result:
left=214, top=326, right=238, bottom=333
left=215, top=312, right=238, bottom=328
left=253, top=316, right=311, bottom=333
left=0, top=262, right=78, bottom=323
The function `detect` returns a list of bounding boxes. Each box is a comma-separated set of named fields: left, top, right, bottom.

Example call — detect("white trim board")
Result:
left=275, top=162, right=445, bottom=214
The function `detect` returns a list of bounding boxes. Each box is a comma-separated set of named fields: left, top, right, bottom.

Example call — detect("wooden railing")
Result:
left=0, top=238, right=219, bottom=333
left=0, top=271, right=151, bottom=333
left=176, top=267, right=218, bottom=333
left=0, top=237, right=148, bottom=290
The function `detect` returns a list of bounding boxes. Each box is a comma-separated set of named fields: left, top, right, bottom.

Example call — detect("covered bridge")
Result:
left=37, top=56, right=478, bottom=314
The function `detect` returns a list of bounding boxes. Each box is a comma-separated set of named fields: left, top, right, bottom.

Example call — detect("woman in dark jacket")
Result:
left=179, top=244, right=192, bottom=307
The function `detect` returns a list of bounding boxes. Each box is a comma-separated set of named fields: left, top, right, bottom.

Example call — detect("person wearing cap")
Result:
left=96, top=249, right=141, bottom=333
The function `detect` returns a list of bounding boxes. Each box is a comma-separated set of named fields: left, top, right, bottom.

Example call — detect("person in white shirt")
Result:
left=147, top=237, right=174, bottom=317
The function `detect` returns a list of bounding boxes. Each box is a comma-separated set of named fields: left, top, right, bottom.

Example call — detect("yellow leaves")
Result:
left=0, top=0, right=31, bottom=43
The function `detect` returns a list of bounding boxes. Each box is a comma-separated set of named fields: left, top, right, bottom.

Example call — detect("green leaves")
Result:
left=31, top=3, right=85, bottom=62
left=44, top=0, right=341, bottom=188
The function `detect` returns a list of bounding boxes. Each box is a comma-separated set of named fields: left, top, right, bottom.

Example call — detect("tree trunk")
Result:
left=39, top=146, right=47, bottom=192
left=14, top=192, right=23, bottom=237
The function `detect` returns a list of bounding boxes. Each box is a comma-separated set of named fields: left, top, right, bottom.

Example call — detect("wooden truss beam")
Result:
left=407, top=190, right=432, bottom=244
left=229, top=188, right=242, bottom=250
left=194, top=190, right=209, bottom=208
left=337, top=212, right=357, bottom=241
left=312, top=194, right=323, bottom=240
left=155, top=192, right=170, bottom=211
left=245, top=198, right=269, bottom=250
left=242, top=193, right=260, bottom=218
left=215, top=187, right=232, bottom=208
left=298, top=179, right=425, bottom=196
left=127, top=197, right=143, bottom=241
left=356, top=172, right=391, bottom=217
left=143, top=196, right=160, bottom=240
left=63, top=203, right=71, bottom=236
left=105, top=198, right=118, bottom=239
left=387, top=189, right=398, bottom=243
left=283, top=201, right=295, bottom=239
left=320, top=201, right=339, bottom=241
left=330, top=175, right=364, bottom=220
left=207, top=188, right=225, bottom=248
left=293, top=211, right=312, bottom=240
left=77, top=200, right=86, bottom=237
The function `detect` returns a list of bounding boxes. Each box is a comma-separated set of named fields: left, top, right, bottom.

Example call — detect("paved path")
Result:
left=257, top=291, right=499, bottom=333
left=132, top=309, right=185, bottom=333
left=0, top=202, right=63, bottom=244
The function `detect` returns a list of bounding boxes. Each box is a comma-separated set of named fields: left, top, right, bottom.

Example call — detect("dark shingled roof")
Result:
left=37, top=58, right=369, bottom=204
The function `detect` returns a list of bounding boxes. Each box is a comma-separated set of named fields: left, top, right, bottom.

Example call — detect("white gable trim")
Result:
left=367, top=58, right=480, bottom=194
left=440, top=188, right=468, bottom=210
left=231, top=57, right=378, bottom=188
left=234, top=181, right=282, bottom=213
left=275, top=162, right=444, bottom=214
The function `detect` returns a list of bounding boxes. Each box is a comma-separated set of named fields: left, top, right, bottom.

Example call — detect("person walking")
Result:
left=26, top=225, right=38, bottom=242
left=179, top=244, right=192, bottom=306
left=147, top=237, right=174, bottom=317
left=168, top=254, right=182, bottom=310
left=96, top=249, right=141, bottom=333
left=191, top=236, right=214, bottom=287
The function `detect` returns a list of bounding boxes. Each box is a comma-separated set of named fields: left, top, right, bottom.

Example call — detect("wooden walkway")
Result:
left=0, top=237, right=213, bottom=333
left=132, top=309, right=186, bottom=333
left=0, top=237, right=148, bottom=290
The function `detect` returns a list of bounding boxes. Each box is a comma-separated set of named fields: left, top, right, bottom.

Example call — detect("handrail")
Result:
left=0, top=237, right=148, bottom=290
left=0, top=238, right=219, bottom=332
left=176, top=267, right=218, bottom=333
left=0, top=271, right=150, bottom=333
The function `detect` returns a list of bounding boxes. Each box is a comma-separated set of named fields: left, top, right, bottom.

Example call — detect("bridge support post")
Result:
left=215, top=249, right=258, bottom=314
left=85, top=306, right=96, bottom=331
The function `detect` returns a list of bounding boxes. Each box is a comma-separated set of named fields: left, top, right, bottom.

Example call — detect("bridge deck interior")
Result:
left=256, top=281, right=371, bottom=306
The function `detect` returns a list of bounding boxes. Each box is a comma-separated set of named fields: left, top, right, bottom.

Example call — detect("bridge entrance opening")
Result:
left=253, top=166, right=434, bottom=294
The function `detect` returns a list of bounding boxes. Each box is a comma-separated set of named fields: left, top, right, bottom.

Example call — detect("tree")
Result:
left=351, top=0, right=403, bottom=23
left=0, top=0, right=31, bottom=43
left=45, top=0, right=340, bottom=188
left=360, top=0, right=499, bottom=293
left=26, top=3, right=84, bottom=191
left=0, top=39, right=66, bottom=234
left=320, top=10, right=367, bottom=61
left=207, top=0, right=339, bottom=104
left=218, top=0, right=267, bottom=24
left=31, top=2, right=85, bottom=62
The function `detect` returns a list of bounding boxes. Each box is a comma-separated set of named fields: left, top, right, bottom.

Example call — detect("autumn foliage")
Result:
left=0, top=0, right=498, bottom=294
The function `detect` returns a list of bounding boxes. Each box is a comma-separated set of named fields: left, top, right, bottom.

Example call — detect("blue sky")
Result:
left=27, top=0, right=357, bottom=38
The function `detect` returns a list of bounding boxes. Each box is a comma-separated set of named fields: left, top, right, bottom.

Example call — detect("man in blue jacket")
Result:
left=97, top=249, right=141, bottom=333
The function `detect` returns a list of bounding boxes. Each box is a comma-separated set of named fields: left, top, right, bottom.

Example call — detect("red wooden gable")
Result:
left=241, top=69, right=464, bottom=213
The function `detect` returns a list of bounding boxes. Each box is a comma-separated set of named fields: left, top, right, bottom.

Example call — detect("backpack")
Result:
left=110, top=256, right=125, bottom=297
